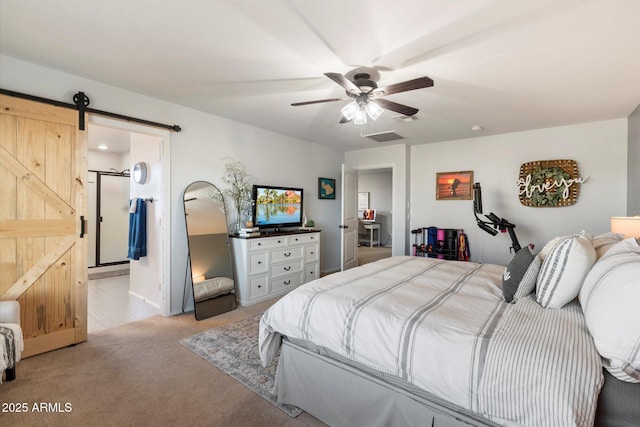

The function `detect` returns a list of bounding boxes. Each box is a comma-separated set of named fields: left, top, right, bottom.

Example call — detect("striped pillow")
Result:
left=580, top=238, right=640, bottom=383
left=536, top=231, right=596, bottom=309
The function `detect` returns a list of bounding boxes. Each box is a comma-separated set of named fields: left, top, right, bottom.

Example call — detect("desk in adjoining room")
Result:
left=362, top=223, right=380, bottom=247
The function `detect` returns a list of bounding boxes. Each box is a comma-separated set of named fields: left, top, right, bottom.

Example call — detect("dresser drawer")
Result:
left=290, top=234, right=318, bottom=245
left=271, top=246, right=303, bottom=264
left=271, top=273, right=303, bottom=293
left=304, top=244, right=319, bottom=262
left=249, top=275, right=268, bottom=299
left=248, top=252, right=268, bottom=274
left=249, top=236, right=287, bottom=250
left=270, top=259, right=303, bottom=278
left=305, top=262, right=319, bottom=282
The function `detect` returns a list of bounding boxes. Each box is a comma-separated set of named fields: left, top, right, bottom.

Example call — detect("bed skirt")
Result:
left=275, top=338, right=640, bottom=427
left=275, top=338, right=501, bottom=427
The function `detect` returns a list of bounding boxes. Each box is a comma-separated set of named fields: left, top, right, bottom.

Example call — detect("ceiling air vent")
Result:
left=362, top=131, right=405, bottom=143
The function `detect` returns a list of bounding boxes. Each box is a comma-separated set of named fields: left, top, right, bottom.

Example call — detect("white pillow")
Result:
left=537, top=235, right=570, bottom=261
left=193, top=277, right=235, bottom=302
left=592, top=232, right=624, bottom=259
left=536, top=231, right=596, bottom=309
left=580, top=238, right=640, bottom=383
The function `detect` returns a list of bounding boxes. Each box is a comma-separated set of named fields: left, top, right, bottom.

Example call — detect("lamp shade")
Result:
left=610, top=216, right=640, bottom=238
left=365, top=101, right=384, bottom=120
left=353, top=108, right=367, bottom=125
left=340, top=102, right=359, bottom=121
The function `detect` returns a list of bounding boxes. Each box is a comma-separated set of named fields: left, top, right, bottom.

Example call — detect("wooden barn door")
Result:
left=0, top=94, right=87, bottom=358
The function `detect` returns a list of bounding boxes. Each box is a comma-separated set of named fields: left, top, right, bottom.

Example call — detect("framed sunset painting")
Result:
left=436, top=171, right=474, bottom=200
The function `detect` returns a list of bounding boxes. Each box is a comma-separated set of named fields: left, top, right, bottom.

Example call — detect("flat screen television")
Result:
left=251, top=185, right=304, bottom=230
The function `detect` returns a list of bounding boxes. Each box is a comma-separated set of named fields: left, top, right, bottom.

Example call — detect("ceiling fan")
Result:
left=291, top=71, right=434, bottom=125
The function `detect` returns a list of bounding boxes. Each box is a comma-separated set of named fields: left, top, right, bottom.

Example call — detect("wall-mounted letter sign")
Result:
left=517, top=159, right=587, bottom=207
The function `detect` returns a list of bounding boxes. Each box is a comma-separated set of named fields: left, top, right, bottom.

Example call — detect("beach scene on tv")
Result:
left=254, top=188, right=302, bottom=226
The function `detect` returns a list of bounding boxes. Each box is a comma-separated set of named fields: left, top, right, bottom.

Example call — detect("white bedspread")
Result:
left=259, top=256, right=603, bottom=427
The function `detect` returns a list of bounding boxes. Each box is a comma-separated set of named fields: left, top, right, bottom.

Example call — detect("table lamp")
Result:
left=610, top=216, right=640, bottom=238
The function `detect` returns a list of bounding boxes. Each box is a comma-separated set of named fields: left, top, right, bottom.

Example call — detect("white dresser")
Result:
left=231, top=231, right=321, bottom=306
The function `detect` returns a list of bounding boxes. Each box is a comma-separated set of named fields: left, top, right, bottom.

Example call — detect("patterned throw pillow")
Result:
left=536, top=231, right=596, bottom=309
left=502, top=245, right=541, bottom=303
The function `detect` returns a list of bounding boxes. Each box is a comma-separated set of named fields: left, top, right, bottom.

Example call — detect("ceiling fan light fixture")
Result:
left=353, top=108, right=367, bottom=126
left=341, top=101, right=359, bottom=121
left=365, top=101, right=384, bottom=120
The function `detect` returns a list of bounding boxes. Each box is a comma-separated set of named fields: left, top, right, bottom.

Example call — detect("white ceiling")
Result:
left=1, top=0, right=639, bottom=152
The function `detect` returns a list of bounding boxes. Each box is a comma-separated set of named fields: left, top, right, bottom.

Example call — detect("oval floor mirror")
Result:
left=183, top=181, right=237, bottom=320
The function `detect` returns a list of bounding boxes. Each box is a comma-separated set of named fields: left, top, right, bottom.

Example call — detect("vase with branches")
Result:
left=219, top=157, right=254, bottom=233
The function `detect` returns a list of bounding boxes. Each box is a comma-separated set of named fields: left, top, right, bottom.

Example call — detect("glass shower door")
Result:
left=98, top=173, right=130, bottom=264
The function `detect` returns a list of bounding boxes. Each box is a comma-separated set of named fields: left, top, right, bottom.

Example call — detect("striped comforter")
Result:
left=259, top=256, right=604, bottom=427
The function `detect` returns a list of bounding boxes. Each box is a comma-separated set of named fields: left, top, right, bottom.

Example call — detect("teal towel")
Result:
left=127, top=198, right=147, bottom=260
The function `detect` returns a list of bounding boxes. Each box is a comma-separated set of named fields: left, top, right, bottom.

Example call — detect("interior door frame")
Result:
left=341, top=164, right=358, bottom=270
left=343, top=163, right=397, bottom=257
left=88, top=116, right=172, bottom=317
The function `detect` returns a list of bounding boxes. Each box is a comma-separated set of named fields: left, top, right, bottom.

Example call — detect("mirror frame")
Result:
left=183, top=181, right=237, bottom=320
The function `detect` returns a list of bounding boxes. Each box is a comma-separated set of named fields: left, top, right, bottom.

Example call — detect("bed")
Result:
left=259, top=234, right=640, bottom=427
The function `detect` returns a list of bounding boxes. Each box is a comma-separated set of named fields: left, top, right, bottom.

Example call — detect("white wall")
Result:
left=410, top=119, right=628, bottom=265
left=1, top=54, right=344, bottom=316
left=129, top=133, right=163, bottom=309
left=88, top=150, right=129, bottom=172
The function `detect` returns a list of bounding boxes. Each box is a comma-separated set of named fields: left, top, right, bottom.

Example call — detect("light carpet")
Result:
left=180, top=313, right=303, bottom=417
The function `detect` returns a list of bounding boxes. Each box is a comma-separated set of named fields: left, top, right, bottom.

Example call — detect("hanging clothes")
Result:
left=127, top=198, right=147, bottom=260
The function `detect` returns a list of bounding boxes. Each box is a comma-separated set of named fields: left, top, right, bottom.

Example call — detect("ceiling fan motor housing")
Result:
left=352, top=73, right=378, bottom=94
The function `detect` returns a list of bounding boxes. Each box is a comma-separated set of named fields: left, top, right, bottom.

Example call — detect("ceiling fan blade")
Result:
left=375, top=98, right=419, bottom=116
left=324, top=72, right=361, bottom=95
left=377, top=76, right=434, bottom=96
left=339, top=116, right=351, bottom=124
left=291, top=98, right=344, bottom=106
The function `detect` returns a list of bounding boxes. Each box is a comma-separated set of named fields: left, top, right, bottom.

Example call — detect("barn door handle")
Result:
left=80, top=215, right=86, bottom=238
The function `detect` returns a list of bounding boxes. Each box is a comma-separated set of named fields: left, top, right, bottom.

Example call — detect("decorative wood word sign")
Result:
left=517, top=159, right=587, bottom=207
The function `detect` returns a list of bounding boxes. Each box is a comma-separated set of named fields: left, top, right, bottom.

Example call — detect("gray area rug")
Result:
left=180, top=313, right=302, bottom=417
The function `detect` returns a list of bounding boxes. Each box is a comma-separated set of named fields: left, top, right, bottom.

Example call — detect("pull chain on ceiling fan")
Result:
left=291, top=70, right=434, bottom=125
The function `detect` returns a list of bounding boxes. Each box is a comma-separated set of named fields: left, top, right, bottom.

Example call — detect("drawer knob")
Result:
left=284, top=252, right=291, bottom=257
left=310, top=251, right=314, bottom=255
left=257, top=285, right=262, bottom=288
left=284, top=266, right=291, bottom=271
left=284, top=280, right=291, bottom=285
left=258, top=261, right=262, bottom=264
left=278, top=240, right=281, bottom=243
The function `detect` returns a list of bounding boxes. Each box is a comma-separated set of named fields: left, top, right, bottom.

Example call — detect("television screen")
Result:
left=252, top=185, right=304, bottom=230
